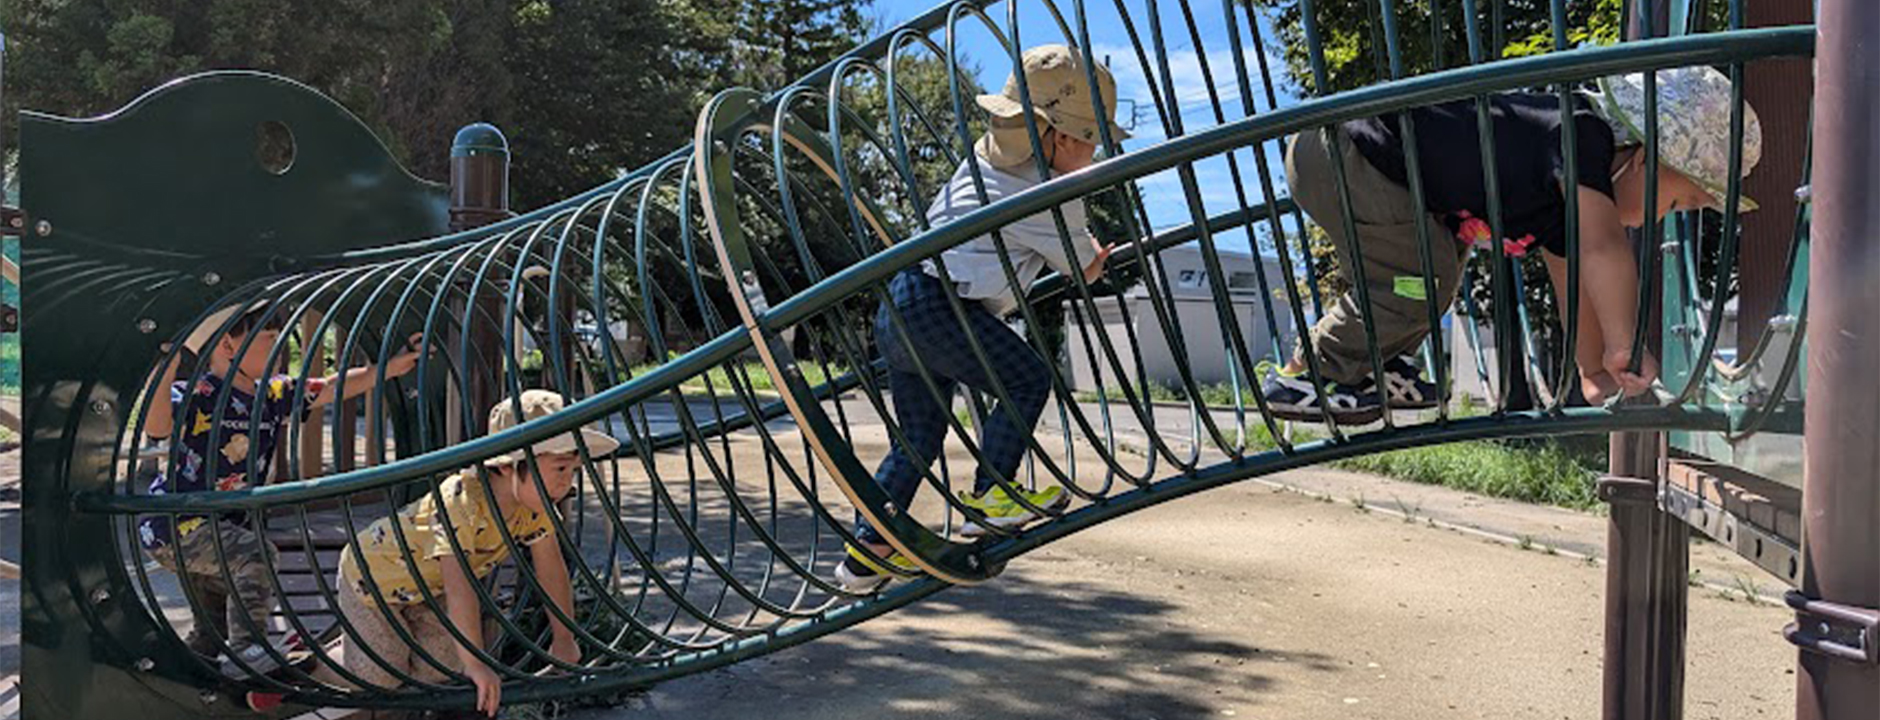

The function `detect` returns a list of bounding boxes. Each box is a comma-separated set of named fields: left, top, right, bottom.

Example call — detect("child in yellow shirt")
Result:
left=335, top=390, right=618, bottom=716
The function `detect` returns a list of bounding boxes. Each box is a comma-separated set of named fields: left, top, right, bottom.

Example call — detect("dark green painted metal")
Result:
left=450, top=123, right=509, bottom=158
left=14, top=2, right=1819, bottom=716
left=18, top=71, right=454, bottom=718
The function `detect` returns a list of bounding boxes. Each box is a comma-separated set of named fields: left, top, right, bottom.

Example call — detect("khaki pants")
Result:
left=1284, top=126, right=1467, bottom=385
left=335, top=564, right=492, bottom=690
left=148, top=520, right=278, bottom=656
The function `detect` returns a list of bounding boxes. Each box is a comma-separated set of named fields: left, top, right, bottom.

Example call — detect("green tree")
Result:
left=499, top=0, right=704, bottom=208
left=714, top=0, right=871, bottom=92
left=0, top=0, right=801, bottom=210
left=4, top=0, right=457, bottom=152
left=1248, top=0, right=1623, bottom=95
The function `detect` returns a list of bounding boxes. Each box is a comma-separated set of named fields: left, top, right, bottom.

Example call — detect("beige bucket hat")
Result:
left=1593, top=65, right=1763, bottom=211
left=976, top=44, right=1130, bottom=167
left=482, top=389, right=621, bottom=466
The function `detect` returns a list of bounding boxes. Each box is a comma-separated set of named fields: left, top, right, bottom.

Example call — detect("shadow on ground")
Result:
left=563, top=566, right=1336, bottom=720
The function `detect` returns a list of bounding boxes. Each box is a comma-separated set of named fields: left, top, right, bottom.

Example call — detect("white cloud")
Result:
left=1094, top=39, right=1285, bottom=144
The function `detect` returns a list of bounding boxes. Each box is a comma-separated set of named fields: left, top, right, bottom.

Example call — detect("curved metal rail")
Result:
left=20, top=0, right=1811, bottom=715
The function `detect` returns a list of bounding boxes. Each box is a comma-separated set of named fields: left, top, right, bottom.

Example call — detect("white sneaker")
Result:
left=832, top=544, right=920, bottom=594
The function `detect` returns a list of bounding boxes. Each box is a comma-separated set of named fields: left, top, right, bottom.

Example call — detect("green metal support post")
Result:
left=1793, top=0, right=1880, bottom=715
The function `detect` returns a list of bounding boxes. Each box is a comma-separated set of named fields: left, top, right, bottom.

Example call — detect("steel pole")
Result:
left=1796, top=0, right=1880, bottom=716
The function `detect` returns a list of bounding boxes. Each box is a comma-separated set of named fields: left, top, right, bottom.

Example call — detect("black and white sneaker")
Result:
left=1260, top=367, right=1382, bottom=424
left=1380, top=355, right=1442, bottom=410
left=218, top=637, right=312, bottom=679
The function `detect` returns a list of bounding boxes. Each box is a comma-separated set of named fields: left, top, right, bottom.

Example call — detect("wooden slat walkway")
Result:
left=262, top=502, right=523, bottom=647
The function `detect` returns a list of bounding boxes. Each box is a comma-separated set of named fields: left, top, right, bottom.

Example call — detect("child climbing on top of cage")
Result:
left=834, top=44, right=1128, bottom=593
left=1261, top=65, right=1762, bottom=424
left=334, top=390, right=616, bottom=717
left=137, top=302, right=427, bottom=677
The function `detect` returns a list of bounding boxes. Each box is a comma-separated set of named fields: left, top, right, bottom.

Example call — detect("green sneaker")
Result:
left=957, top=484, right=1069, bottom=537
left=834, top=543, right=919, bottom=594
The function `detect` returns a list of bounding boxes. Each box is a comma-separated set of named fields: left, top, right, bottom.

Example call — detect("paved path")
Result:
left=4, top=396, right=1796, bottom=720
left=560, top=462, right=1793, bottom=720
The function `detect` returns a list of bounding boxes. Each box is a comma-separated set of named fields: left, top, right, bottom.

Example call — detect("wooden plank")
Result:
left=272, top=548, right=342, bottom=574
left=300, top=311, right=326, bottom=479
left=335, top=321, right=358, bottom=474
left=363, top=385, right=382, bottom=467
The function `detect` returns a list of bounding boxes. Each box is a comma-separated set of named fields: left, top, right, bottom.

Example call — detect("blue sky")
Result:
left=868, top=0, right=1306, bottom=257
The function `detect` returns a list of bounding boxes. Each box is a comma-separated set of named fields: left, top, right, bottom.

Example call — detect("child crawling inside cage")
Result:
left=138, top=302, right=424, bottom=677
left=334, top=390, right=617, bottom=718
left=1261, top=65, right=1762, bottom=424
left=834, top=44, right=1127, bottom=593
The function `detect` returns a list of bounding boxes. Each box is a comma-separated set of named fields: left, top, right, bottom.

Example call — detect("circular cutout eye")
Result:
left=256, top=121, right=296, bottom=175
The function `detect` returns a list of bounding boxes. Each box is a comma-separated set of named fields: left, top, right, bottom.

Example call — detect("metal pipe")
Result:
left=1601, top=431, right=1689, bottom=720
left=1602, top=3, right=1689, bottom=716
left=1796, top=0, right=1880, bottom=715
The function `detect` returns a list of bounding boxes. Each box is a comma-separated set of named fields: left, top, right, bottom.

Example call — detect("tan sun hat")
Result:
left=482, top=389, right=621, bottom=466
left=1593, top=66, right=1763, bottom=211
left=975, top=44, right=1130, bottom=168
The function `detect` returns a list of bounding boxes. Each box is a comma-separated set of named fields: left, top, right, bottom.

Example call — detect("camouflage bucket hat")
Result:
left=482, top=389, right=620, bottom=467
left=976, top=44, right=1130, bottom=168
left=1593, top=66, right=1763, bottom=211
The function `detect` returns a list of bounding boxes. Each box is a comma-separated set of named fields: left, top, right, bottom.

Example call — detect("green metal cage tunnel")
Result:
left=9, top=0, right=1833, bottom=718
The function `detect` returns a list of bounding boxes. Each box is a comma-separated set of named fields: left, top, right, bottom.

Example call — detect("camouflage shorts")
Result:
left=147, top=519, right=279, bottom=651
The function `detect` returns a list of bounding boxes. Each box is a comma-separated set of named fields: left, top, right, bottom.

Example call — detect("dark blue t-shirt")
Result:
left=137, top=373, right=326, bottom=549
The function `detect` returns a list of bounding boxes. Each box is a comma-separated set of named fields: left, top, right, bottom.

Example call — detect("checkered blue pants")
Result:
left=856, top=269, right=1053, bottom=545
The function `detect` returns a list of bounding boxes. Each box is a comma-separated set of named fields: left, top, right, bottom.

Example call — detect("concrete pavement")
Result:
left=559, top=462, right=1793, bottom=720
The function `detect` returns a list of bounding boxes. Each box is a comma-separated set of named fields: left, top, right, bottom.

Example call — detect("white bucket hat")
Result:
left=481, top=389, right=621, bottom=467
left=975, top=44, right=1130, bottom=168
left=1593, top=65, right=1763, bottom=211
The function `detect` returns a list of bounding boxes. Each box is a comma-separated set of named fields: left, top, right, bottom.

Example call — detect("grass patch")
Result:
left=677, top=359, right=846, bottom=395
left=1, top=334, right=17, bottom=396
left=1073, top=378, right=1261, bottom=409
left=954, top=407, right=975, bottom=430
left=618, top=356, right=849, bottom=398
left=1328, top=438, right=1605, bottom=510
left=1095, top=391, right=1606, bottom=512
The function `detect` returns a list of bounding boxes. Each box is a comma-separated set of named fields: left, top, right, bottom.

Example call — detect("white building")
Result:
left=1061, top=245, right=1302, bottom=393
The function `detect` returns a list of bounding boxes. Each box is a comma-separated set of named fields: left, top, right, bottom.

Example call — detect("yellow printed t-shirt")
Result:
left=339, top=471, right=555, bottom=605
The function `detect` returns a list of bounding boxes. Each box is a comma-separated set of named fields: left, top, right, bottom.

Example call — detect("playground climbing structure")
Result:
left=5, top=0, right=1871, bottom=719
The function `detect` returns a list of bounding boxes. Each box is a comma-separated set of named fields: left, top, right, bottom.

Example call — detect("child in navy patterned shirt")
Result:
left=138, top=303, right=425, bottom=676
